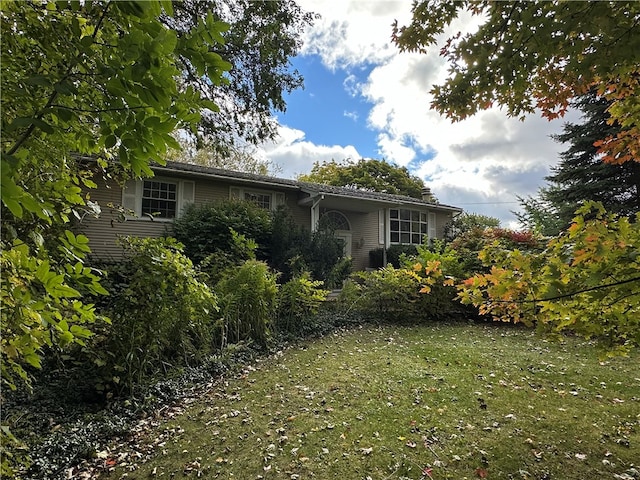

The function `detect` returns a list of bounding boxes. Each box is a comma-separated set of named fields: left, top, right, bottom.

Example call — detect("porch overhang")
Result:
left=298, top=187, right=463, bottom=214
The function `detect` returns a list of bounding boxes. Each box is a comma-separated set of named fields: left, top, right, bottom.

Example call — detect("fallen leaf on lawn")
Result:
left=475, top=467, right=488, bottom=478
left=361, top=447, right=373, bottom=455
left=575, top=453, right=587, bottom=460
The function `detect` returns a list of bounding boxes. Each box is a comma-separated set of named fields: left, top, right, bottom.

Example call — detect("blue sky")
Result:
left=258, top=1, right=577, bottom=227
left=280, top=56, right=379, bottom=159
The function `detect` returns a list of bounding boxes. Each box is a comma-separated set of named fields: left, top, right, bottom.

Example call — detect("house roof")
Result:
left=153, top=161, right=463, bottom=213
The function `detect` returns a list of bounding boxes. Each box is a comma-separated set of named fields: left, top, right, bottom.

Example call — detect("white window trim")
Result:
left=386, top=207, right=432, bottom=245
left=229, top=186, right=285, bottom=211
left=122, top=177, right=195, bottom=221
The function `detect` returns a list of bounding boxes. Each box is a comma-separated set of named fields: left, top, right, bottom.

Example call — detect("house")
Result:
left=79, top=160, right=462, bottom=271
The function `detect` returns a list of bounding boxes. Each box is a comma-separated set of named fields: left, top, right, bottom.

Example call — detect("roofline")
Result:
left=299, top=187, right=462, bottom=212
left=80, top=157, right=462, bottom=212
left=153, top=161, right=302, bottom=190
left=155, top=162, right=463, bottom=212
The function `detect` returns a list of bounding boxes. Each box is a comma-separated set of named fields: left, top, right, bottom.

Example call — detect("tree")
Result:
left=517, top=92, right=640, bottom=235
left=166, top=0, right=317, bottom=149
left=459, top=203, right=640, bottom=354
left=166, top=138, right=280, bottom=175
left=1, top=0, right=230, bottom=392
left=443, top=212, right=500, bottom=242
left=392, top=1, right=640, bottom=164
left=298, top=158, right=427, bottom=199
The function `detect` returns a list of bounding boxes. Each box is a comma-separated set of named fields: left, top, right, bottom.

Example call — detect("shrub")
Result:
left=269, top=206, right=309, bottom=281
left=325, top=256, right=353, bottom=290
left=269, top=207, right=347, bottom=284
left=200, top=229, right=258, bottom=285
left=304, top=222, right=348, bottom=284
left=215, top=260, right=278, bottom=348
left=173, top=200, right=272, bottom=264
left=405, top=240, right=470, bottom=319
left=90, top=237, right=217, bottom=394
left=340, top=241, right=468, bottom=322
left=450, top=227, right=544, bottom=278
left=345, top=266, right=424, bottom=322
left=369, top=244, right=418, bottom=268
left=275, top=272, right=329, bottom=337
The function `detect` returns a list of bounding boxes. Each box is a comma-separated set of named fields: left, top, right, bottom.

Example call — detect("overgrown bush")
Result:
left=339, top=241, right=468, bottom=322
left=269, top=206, right=309, bottom=280
left=215, top=260, right=278, bottom=348
left=339, top=266, right=424, bottom=322
left=275, top=272, right=329, bottom=337
left=200, top=229, right=258, bottom=285
left=89, top=237, right=217, bottom=394
left=269, top=207, right=348, bottom=284
left=326, top=256, right=353, bottom=290
left=369, top=244, right=418, bottom=268
left=173, top=200, right=272, bottom=264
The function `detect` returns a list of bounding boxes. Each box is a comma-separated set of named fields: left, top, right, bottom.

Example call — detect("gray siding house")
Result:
left=80, top=161, right=462, bottom=271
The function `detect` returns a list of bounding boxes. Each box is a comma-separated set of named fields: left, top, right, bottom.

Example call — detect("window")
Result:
left=142, top=180, right=177, bottom=219
left=122, top=178, right=194, bottom=220
left=244, top=191, right=271, bottom=210
left=320, top=211, right=350, bottom=231
left=229, top=187, right=285, bottom=211
left=389, top=208, right=428, bottom=244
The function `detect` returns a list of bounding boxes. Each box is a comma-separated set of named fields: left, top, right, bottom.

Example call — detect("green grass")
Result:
left=102, top=323, right=640, bottom=479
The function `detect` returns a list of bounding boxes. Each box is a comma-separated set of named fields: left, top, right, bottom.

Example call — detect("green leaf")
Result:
left=2, top=197, right=23, bottom=218
left=31, top=117, right=55, bottom=134
left=56, top=107, right=73, bottom=122
left=54, top=81, right=77, bottom=96
left=104, top=135, right=117, bottom=148
left=25, top=75, right=52, bottom=86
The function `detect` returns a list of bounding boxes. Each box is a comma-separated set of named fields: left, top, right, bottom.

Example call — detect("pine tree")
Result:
left=518, top=92, right=640, bottom=234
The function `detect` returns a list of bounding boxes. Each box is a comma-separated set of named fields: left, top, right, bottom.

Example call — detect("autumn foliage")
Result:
left=393, top=1, right=640, bottom=165
left=457, top=203, right=640, bottom=354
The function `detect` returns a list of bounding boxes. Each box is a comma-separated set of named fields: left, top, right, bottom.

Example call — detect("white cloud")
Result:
left=258, top=126, right=361, bottom=178
left=343, top=74, right=361, bottom=97
left=297, top=0, right=409, bottom=70
left=263, top=1, right=580, bottom=226
left=343, top=110, right=359, bottom=121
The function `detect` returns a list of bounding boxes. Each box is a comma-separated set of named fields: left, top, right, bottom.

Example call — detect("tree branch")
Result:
left=4, top=1, right=112, bottom=157
left=487, top=276, right=640, bottom=305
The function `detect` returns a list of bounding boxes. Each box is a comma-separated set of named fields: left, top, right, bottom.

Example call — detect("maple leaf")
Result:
left=475, top=467, right=488, bottom=478
left=422, top=466, right=434, bottom=479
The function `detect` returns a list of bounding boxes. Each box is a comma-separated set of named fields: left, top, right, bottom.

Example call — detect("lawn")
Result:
left=100, top=323, right=640, bottom=479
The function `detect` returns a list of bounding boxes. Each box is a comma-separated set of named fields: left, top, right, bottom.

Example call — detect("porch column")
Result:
left=311, top=195, right=323, bottom=232
left=382, top=207, right=388, bottom=266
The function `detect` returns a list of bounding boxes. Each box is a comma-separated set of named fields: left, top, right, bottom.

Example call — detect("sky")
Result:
left=256, top=1, right=581, bottom=227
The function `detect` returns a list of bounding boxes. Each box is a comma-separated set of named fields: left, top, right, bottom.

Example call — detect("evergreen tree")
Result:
left=518, top=92, right=640, bottom=234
